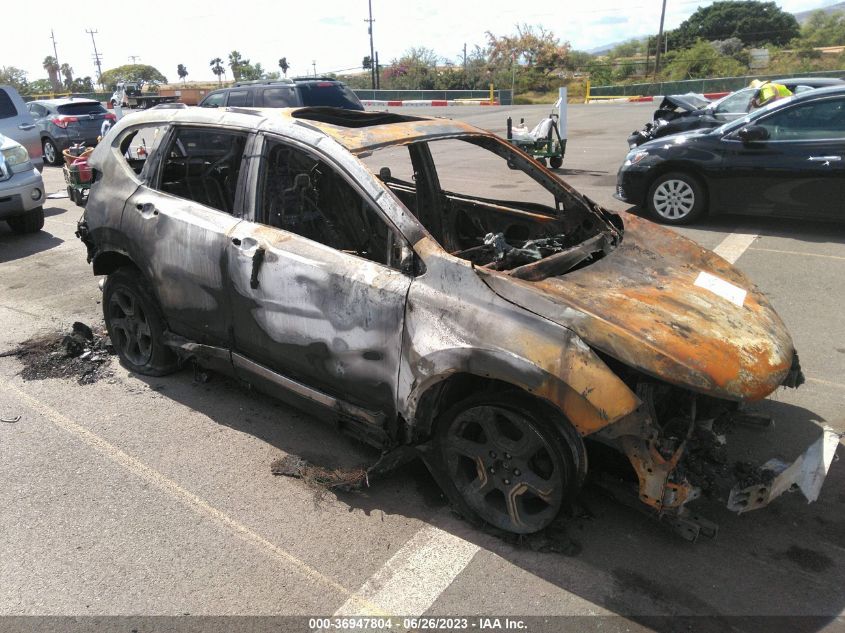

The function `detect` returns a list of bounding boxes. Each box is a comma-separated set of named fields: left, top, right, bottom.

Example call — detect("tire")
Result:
left=647, top=171, right=706, bottom=225
left=102, top=268, right=178, bottom=376
left=42, top=138, right=60, bottom=166
left=549, top=156, right=563, bottom=169
left=7, top=207, right=44, bottom=234
left=433, top=391, right=585, bottom=534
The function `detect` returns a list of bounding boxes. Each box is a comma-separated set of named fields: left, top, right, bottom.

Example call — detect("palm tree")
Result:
left=278, top=57, right=289, bottom=77
left=60, top=64, right=73, bottom=91
left=177, top=64, right=189, bottom=85
left=228, top=51, right=247, bottom=81
left=210, top=58, right=225, bottom=85
left=42, top=56, right=61, bottom=92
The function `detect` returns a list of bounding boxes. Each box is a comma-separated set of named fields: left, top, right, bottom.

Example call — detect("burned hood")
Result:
left=659, top=93, right=711, bottom=113
left=480, top=213, right=795, bottom=401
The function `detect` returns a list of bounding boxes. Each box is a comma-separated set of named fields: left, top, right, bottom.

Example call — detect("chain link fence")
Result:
left=590, top=70, right=845, bottom=97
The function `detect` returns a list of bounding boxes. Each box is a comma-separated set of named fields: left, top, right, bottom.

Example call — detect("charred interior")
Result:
left=363, top=135, right=623, bottom=277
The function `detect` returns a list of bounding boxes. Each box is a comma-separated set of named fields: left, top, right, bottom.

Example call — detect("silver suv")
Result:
left=0, top=85, right=43, bottom=169
left=76, top=106, right=834, bottom=539
left=0, top=133, right=46, bottom=233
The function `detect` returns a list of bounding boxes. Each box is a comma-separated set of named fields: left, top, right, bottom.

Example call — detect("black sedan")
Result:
left=627, top=76, right=845, bottom=148
left=616, top=85, right=845, bottom=225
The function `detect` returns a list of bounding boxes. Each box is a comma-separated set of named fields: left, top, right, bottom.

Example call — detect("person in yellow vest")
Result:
left=749, top=79, right=792, bottom=109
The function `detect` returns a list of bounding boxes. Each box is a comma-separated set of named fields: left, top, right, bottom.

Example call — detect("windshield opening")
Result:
left=360, top=135, right=622, bottom=277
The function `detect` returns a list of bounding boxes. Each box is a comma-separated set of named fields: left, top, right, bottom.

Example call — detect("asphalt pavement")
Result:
left=0, top=102, right=843, bottom=633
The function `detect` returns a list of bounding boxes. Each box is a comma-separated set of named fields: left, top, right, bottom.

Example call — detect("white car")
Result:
left=0, top=133, right=46, bottom=233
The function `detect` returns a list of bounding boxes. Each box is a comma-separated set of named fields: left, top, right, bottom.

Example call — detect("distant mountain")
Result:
left=793, top=1, right=845, bottom=24
left=587, top=2, right=845, bottom=54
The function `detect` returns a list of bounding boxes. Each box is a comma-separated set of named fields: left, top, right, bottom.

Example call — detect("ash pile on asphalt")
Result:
left=271, top=455, right=369, bottom=490
left=4, top=322, right=114, bottom=385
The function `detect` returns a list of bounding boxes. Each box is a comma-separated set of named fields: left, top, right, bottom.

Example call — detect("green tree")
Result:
left=28, top=78, right=53, bottom=94
left=42, top=56, right=61, bottom=92
left=609, top=39, right=644, bottom=58
left=0, top=66, right=28, bottom=92
left=228, top=51, right=247, bottom=81
left=239, top=62, right=263, bottom=81
left=669, top=1, right=799, bottom=48
left=383, top=47, right=440, bottom=89
left=60, top=63, right=74, bottom=90
left=70, top=77, right=94, bottom=92
left=565, top=50, right=595, bottom=71
left=663, top=39, right=747, bottom=79
left=210, top=58, right=225, bottom=85
left=278, top=57, right=289, bottom=77
left=798, top=10, right=845, bottom=47
left=485, top=24, right=571, bottom=92
left=177, top=64, right=189, bottom=84
left=99, top=64, right=167, bottom=90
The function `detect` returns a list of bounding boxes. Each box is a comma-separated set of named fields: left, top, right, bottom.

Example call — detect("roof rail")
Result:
left=233, top=79, right=294, bottom=87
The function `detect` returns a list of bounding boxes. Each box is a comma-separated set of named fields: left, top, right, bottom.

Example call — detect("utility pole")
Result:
left=312, top=60, right=317, bottom=77
left=128, top=55, right=141, bottom=64
left=50, top=29, right=60, bottom=68
left=462, top=43, right=467, bottom=75
left=365, top=0, right=376, bottom=89
left=653, top=0, right=668, bottom=80
left=375, top=51, right=380, bottom=89
left=86, top=28, right=104, bottom=88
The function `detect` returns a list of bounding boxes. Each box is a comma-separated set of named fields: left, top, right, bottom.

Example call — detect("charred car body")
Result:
left=628, top=77, right=845, bottom=148
left=77, top=106, right=837, bottom=540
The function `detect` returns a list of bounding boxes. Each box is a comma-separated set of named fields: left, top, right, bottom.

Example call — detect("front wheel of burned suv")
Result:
left=103, top=268, right=178, bottom=376
left=434, top=391, right=585, bottom=534
left=647, top=171, right=706, bottom=225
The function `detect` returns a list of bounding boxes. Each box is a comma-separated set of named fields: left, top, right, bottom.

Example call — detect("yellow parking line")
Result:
left=0, top=380, right=386, bottom=616
left=749, top=247, right=845, bottom=262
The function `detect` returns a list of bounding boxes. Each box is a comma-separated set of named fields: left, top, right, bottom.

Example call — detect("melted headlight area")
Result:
left=595, top=368, right=837, bottom=541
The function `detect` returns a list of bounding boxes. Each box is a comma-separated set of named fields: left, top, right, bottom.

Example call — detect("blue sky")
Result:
left=5, top=0, right=840, bottom=84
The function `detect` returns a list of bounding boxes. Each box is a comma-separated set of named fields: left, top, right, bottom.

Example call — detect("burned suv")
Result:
left=77, top=106, right=835, bottom=540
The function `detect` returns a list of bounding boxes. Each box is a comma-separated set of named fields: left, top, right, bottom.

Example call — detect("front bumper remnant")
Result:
left=727, top=426, right=840, bottom=512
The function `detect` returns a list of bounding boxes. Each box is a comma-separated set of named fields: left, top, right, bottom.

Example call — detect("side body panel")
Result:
left=398, top=237, right=641, bottom=437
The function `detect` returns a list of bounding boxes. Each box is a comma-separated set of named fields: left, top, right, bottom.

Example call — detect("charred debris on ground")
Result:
left=2, top=322, right=114, bottom=385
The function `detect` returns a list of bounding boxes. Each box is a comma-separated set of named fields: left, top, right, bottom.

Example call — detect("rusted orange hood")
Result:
left=481, top=213, right=795, bottom=401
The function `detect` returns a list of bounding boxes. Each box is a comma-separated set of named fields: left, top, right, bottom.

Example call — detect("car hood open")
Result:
left=659, top=93, right=711, bottom=113
left=479, top=213, right=795, bottom=401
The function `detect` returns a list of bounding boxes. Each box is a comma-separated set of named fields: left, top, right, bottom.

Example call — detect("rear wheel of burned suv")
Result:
left=434, top=392, right=584, bottom=534
left=102, top=268, right=178, bottom=376
left=647, top=171, right=706, bottom=225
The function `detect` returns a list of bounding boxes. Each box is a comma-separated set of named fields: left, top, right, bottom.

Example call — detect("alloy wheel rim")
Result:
left=108, top=288, right=153, bottom=366
left=44, top=142, right=56, bottom=164
left=442, top=405, right=565, bottom=533
left=653, top=179, right=695, bottom=219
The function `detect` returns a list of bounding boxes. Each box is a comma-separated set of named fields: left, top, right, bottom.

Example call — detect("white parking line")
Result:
left=749, top=247, right=845, bottom=262
left=333, top=524, right=479, bottom=617
left=712, top=231, right=758, bottom=265
left=0, top=380, right=382, bottom=615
